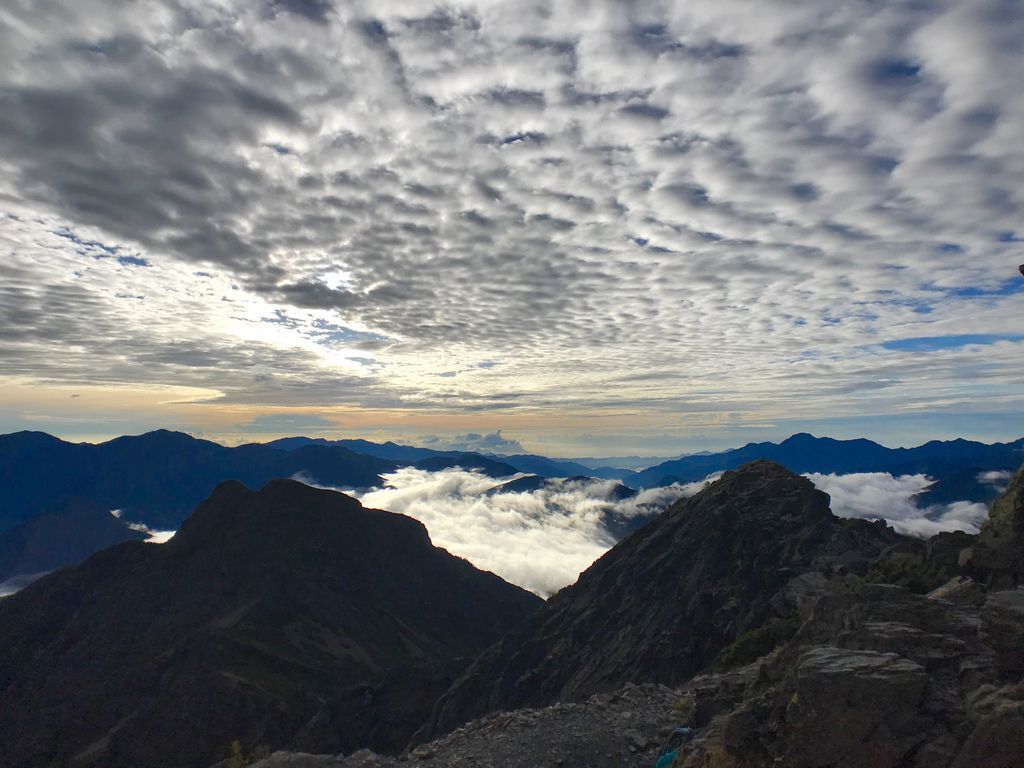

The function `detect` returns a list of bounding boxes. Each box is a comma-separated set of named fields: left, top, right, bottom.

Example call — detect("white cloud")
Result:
left=1, top=0, right=1022, bottom=446
left=978, top=469, right=1013, bottom=493
left=125, top=521, right=176, bottom=544
left=351, top=467, right=708, bottom=596
left=805, top=471, right=989, bottom=537
left=417, top=430, right=525, bottom=455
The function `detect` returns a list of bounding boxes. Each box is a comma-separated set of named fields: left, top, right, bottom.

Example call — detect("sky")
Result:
left=1, top=0, right=1022, bottom=456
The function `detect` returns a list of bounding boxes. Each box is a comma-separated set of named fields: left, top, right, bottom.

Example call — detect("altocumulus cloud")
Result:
left=0, top=0, right=1022, bottom=440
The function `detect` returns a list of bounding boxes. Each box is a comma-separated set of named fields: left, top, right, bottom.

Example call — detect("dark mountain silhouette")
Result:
left=412, top=453, right=519, bottom=477
left=262, top=436, right=634, bottom=480
left=264, top=436, right=450, bottom=463
left=916, top=466, right=1009, bottom=507
left=485, top=475, right=647, bottom=541
left=485, top=474, right=636, bottom=500
left=423, top=461, right=934, bottom=736
left=0, top=498, right=146, bottom=582
left=962, top=464, right=1024, bottom=588
left=486, top=474, right=549, bottom=494
left=568, top=454, right=682, bottom=471
left=0, top=480, right=541, bottom=768
left=630, top=432, right=1024, bottom=489
left=0, top=430, right=394, bottom=532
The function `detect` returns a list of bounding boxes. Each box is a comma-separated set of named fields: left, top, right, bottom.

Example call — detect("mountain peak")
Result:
left=170, top=477, right=416, bottom=557
left=782, top=432, right=819, bottom=443
left=424, top=459, right=901, bottom=736
left=0, top=479, right=541, bottom=767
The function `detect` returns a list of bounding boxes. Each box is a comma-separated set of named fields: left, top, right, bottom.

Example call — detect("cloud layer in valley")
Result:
left=806, top=472, right=989, bottom=537
left=1, top=1, right=1022, bottom=448
left=344, top=465, right=992, bottom=595
left=354, top=467, right=707, bottom=595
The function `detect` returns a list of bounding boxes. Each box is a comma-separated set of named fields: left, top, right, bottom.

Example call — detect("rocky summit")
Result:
left=0, top=480, right=541, bottom=768
left=262, top=462, right=1024, bottom=768
left=423, top=461, right=924, bottom=737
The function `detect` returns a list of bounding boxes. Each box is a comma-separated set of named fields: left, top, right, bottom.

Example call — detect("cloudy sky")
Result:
left=1, top=0, right=1022, bottom=455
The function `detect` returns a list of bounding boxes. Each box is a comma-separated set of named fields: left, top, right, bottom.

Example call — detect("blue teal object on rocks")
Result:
left=653, top=750, right=678, bottom=768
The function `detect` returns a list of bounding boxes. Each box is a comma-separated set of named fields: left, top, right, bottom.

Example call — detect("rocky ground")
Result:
left=678, top=583, right=1024, bottom=767
left=247, top=585, right=1024, bottom=768
left=249, top=683, right=692, bottom=768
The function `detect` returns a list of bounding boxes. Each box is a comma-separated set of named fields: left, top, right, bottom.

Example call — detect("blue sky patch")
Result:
left=117, top=255, right=150, bottom=267
left=882, top=334, right=1024, bottom=352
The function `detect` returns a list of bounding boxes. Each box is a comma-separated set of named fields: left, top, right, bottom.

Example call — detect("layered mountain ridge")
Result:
left=0, top=498, right=146, bottom=583
left=631, top=431, right=1024, bottom=488
left=0, top=430, right=393, bottom=531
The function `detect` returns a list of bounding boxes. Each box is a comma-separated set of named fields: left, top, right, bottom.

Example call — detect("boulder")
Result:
left=249, top=753, right=341, bottom=768
left=781, top=646, right=928, bottom=768
left=980, top=588, right=1024, bottom=679
left=951, top=684, right=1024, bottom=768
left=927, top=576, right=986, bottom=607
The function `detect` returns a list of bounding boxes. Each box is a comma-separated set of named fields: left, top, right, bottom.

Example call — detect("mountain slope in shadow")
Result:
left=0, top=480, right=541, bottom=768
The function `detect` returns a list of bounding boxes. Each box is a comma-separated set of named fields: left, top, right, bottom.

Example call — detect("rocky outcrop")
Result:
left=927, top=575, right=986, bottom=606
left=0, top=480, right=541, bottom=768
left=980, top=588, right=1024, bottom=679
left=781, top=646, right=929, bottom=767
left=422, top=461, right=917, bottom=738
left=678, top=580, right=1023, bottom=767
left=962, top=465, right=1024, bottom=588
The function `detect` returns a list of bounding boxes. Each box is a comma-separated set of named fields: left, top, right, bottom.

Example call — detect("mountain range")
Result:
left=1, top=429, right=1020, bottom=593
left=0, top=430, right=392, bottom=532
left=629, top=432, right=1024, bottom=488
left=1, top=461, right=1021, bottom=767
left=262, top=436, right=634, bottom=480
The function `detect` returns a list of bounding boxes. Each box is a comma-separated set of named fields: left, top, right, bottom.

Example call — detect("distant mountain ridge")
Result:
left=630, top=432, right=1024, bottom=488
left=1, top=429, right=1020, bottom=580
left=263, top=436, right=635, bottom=480
left=0, top=430, right=395, bottom=532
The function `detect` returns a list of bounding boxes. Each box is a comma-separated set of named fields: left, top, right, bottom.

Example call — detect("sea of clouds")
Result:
left=25, top=465, right=995, bottom=601
left=344, top=467, right=998, bottom=595
left=354, top=468, right=710, bottom=596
